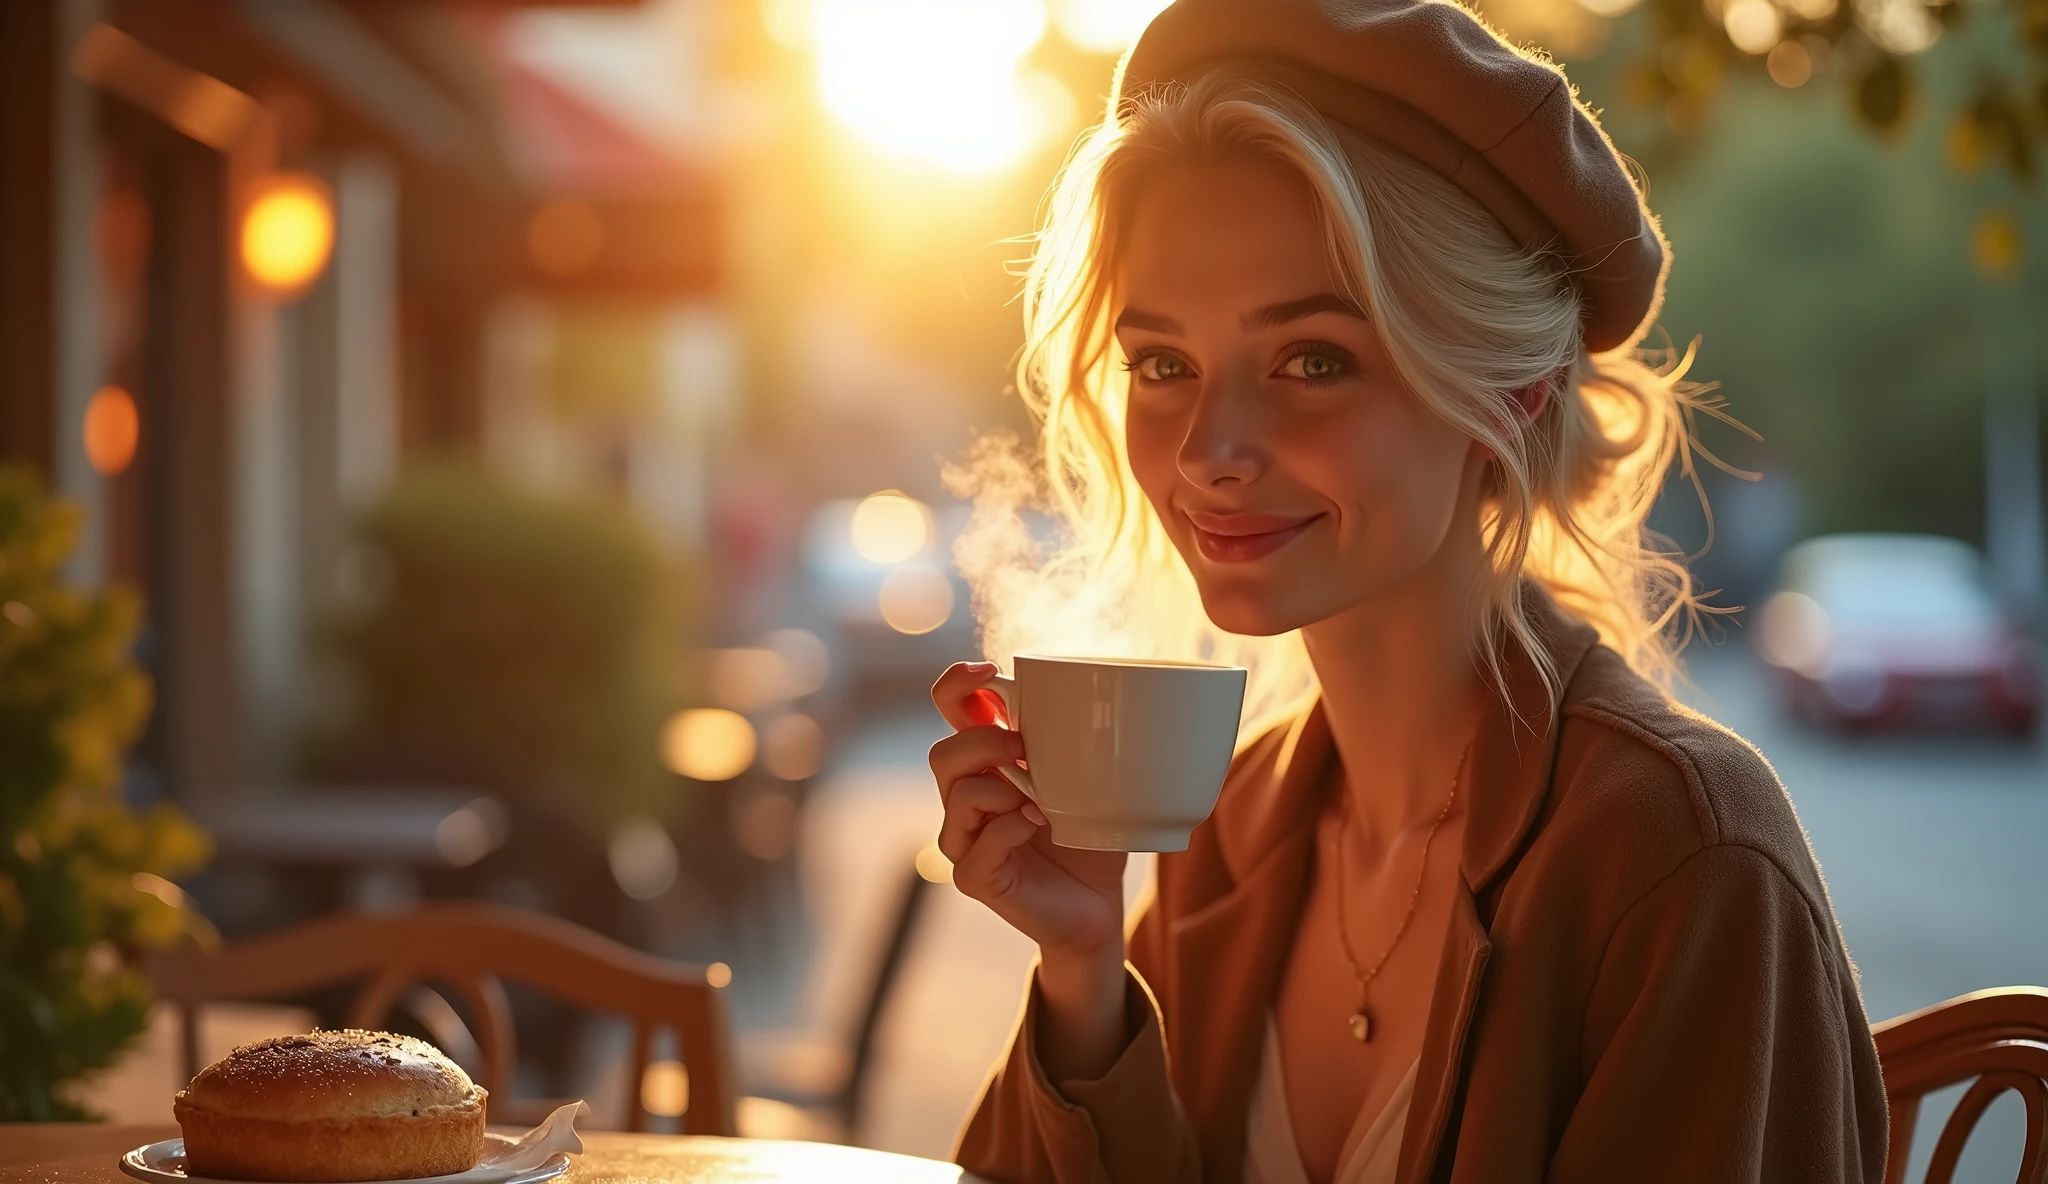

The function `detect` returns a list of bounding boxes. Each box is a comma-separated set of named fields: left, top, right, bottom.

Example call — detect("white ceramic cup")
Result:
left=985, top=654, right=1248, bottom=852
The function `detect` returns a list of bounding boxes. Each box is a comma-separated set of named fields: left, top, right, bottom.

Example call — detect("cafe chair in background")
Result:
left=144, top=901, right=738, bottom=1136
left=738, top=846, right=946, bottom=1143
left=1875, top=986, right=2048, bottom=1184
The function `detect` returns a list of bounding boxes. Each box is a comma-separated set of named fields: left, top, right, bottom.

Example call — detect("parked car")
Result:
left=798, top=493, right=977, bottom=693
left=1755, top=534, right=2039, bottom=734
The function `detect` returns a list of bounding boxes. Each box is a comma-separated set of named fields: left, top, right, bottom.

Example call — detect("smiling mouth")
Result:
left=1185, top=512, right=1324, bottom=564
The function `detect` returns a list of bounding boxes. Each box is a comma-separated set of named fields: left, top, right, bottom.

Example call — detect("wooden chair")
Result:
left=145, top=901, right=737, bottom=1135
left=1875, top=986, right=2048, bottom=1184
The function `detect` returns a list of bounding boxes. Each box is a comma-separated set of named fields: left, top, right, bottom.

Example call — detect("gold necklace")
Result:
left=1332, top=739, right=1471, bottom=1043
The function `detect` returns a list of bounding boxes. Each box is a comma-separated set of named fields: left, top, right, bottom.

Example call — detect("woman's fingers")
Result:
left=928, top=725, right=1024, bottom=804
left=937, top=774, right=1038, bottom=865
left=950, top=807, right=1045, bottom=902
left=931, top=661, right=1006, bottom=732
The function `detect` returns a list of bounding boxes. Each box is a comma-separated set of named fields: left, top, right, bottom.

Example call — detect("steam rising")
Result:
left=943, top=431, right=1139, bottom=669
left=943, top=431, right=1317, bottom=743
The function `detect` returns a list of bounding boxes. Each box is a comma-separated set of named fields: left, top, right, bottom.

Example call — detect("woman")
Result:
left=927, top=0, right=1889, bottom=1181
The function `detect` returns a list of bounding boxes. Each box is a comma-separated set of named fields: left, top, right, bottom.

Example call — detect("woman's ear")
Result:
left=1512, top=372, right=1559, bottom=420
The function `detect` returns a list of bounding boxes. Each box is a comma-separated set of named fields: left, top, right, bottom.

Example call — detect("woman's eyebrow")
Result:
left=1113, top=307, right=1180, bottom=334
left=1244, top=293, right=1369, bottom=328
left=1112, top=294, right=1366, bottom=335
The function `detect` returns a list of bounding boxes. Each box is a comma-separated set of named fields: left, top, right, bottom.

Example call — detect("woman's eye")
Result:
left=1276, top=348, right=1352, bottom=384
left=1128, top=352, right=1192, bottom=382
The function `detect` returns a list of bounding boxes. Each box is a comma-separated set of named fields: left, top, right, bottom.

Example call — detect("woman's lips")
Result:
left=1184, top=510, right=1323, bottom=564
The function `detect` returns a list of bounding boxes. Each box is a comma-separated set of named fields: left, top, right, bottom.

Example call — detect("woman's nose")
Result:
left=1176, top=373, right=1265, bottom=489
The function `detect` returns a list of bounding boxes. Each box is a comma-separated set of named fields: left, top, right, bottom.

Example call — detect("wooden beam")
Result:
left=0, top=0, right=56, bottom=480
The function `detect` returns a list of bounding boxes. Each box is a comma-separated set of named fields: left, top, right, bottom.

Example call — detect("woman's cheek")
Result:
left=1124, top=412, right=1182, bottom=516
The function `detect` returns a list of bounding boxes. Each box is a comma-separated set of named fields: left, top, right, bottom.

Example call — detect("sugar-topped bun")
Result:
left=174, top=1030, right=487, bottom=1181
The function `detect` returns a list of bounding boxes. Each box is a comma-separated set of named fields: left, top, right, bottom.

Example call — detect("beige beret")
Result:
left=1115, top=0, right=1670, bottom=353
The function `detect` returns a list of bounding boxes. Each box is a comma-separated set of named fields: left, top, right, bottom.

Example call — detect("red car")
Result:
left=1755, top=534, right=2040, bottom=735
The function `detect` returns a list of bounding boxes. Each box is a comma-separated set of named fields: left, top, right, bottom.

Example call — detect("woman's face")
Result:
left=1116, top=155, right=1484, bottom=638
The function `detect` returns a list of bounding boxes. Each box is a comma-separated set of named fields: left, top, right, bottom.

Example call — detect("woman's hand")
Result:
left=929, top=662, right=1129, bottom=958
left=931, top=662, right=1132, bottom=1081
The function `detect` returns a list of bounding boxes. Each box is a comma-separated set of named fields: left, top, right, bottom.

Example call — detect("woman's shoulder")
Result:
left=1532, top=643, right=1834, bottom=921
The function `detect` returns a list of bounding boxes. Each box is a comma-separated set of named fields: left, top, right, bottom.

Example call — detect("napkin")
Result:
left=481, top=1101, right=589, bottom=1172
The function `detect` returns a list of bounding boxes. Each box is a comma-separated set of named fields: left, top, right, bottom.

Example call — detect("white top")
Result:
left=1242, top=1012, right=1418, bottom=1184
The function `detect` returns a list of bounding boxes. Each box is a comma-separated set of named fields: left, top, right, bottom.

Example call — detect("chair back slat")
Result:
left=1874, top=987, right=2048, bottom=1184
left=1923, top=1069, right=2048, bottom=1184
left=344, top=967, right=519, bottom=1102
left=147, top=902, right=736, bottom=1135
left=626, top=1020, right=655, bottom=1135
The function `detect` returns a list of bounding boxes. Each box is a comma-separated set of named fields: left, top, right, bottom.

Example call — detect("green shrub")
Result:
left=321, top=464, right=693, bottom=833
left=0, top=467, right=212, bottom=1121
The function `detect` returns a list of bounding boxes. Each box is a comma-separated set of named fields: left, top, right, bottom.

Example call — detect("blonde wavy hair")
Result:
left=950, top=71, right=1739, bottom=739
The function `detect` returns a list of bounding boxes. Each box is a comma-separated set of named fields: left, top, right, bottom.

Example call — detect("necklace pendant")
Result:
left=1348, top=1011, right=1371, bottom=1042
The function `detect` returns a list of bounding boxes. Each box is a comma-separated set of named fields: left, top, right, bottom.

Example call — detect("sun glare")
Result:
left=810, top=0, right=1066, bottom=174
left=1052, top=0, right=1171, bottom=52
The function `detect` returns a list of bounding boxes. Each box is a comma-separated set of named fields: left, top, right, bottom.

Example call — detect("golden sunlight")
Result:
left=1052, top=0, right=1172, bottom=52
left=810, top=0, right=1067, bottom=174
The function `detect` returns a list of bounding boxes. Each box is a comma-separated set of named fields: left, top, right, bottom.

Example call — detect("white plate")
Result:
left=119, top=1133, right=572, bottom=1184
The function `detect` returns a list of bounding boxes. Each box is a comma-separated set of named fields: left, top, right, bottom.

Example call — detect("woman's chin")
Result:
left=1196, top=587, right=1322, bottom=638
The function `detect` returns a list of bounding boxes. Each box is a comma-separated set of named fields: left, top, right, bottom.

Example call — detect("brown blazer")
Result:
left=955, top=589, right=1889, bottom=1183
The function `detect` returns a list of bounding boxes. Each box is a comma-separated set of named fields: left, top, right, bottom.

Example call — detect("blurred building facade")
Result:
left=1, top=0, right=729, bottom=814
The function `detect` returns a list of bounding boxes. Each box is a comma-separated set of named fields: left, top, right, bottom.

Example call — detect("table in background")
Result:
left=0, top=1126, right=992, bottom=1183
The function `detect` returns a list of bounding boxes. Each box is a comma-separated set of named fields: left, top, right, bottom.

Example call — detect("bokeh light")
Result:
left=879, top=566, right=955, bottom=634
left=761, top=628, right=831, bottom=696
left=1722, top=0, right=1782, bottom=55
left=811, top=0, right=1065, bottom=174
left=850, top=491, right=933, bottom=564
left=1573, top=0, right=1644, bottom=17
left=662, top=708, right=758, bottom=781
left=1766, top=40, right=1813, bottom=88
left=607, top=817, right=679, bottom=901
left=241, top=173, right=334, bottom=295
left=433, top=798, right=507, bottom=869
left=83, top=385, right=139, bottom=476
left=762, top=713, right=827, bottom=781
left=915, top=843, right=953, bottom=884
left=1756, top=591, right=1833, bottom=674
left=708, top=647, right=793, bottom=712
left=640, top=1059, right=689, bottom=1117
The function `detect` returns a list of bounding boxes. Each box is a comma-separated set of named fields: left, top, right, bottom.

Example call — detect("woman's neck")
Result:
left=1301, top=557, right=1489, bottom=846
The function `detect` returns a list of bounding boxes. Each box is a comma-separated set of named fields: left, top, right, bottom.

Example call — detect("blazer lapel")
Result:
left=1399, top=886, right=1492, bottom=1184
left=1164, top=703, right=1335, bottom=1180
left=1162, top=585, right=1601, bottom=1183
left=1398, top=585, right=1600, bottom=1182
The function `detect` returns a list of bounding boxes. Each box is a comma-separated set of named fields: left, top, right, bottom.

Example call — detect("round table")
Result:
left=0, top=1126, right=993, bottom=1184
